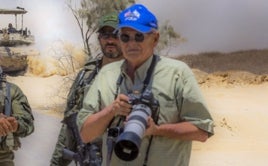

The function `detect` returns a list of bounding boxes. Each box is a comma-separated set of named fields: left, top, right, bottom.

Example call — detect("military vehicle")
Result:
left=0, top=7, right=35, bottom=75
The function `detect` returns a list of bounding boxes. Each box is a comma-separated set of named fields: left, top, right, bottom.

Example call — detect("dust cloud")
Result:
left=26, top=42, right=87, bottom=77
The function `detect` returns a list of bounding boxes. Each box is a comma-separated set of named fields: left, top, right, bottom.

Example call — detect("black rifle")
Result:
left=63, top=113, right=102, bottom=166
left=62, top=59, right=102, bottom=166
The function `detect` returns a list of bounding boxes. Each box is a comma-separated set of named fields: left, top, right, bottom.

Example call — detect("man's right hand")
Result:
left=111, top=94, right=132, bottom=117
left=0, top=113, right=16, bottom=136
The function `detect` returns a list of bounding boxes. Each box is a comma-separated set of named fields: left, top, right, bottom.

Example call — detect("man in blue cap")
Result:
left=78, top=4, right=214, bottom=166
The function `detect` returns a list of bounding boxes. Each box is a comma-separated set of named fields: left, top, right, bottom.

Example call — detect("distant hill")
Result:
left=173, top=49, right=268, bottom=85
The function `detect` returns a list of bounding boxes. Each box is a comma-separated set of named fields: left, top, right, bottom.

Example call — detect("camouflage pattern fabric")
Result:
left=0, top=150, right=14, bottom=166
left=0, top=81, right=34, bottom=163
left=50, top=58, right=102, bottom=166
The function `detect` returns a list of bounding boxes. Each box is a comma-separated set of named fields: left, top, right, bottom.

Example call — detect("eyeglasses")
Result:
left=99, top=32, right=117, bottom=39
left=119, top=33, right=146, bottom=43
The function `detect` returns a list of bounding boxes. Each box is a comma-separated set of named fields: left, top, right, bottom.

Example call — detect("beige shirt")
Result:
left=77, top=55, right=214, bottom=166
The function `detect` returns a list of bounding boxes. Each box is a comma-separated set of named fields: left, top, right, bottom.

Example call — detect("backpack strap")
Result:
left=0, top=69, right=5, bottom=113
left=64, top=57, right=102, bottom=118
left=1, top=81, right=15, bottom=150
left=4, top=82, right=12, bottom=116
left=82, top=57, right=102, bottom=86
left=0, top=70, right=14, bottom=149
left=62, top=57, right=103, bottom=164
left=0, top=73, right=12, bottom=116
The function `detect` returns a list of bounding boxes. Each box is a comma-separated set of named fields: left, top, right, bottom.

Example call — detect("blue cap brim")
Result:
left=117, top=23, right=152, bottom=33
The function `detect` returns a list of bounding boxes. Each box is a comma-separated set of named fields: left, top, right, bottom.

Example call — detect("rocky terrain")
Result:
left=176, top=49, right=268, bottom=86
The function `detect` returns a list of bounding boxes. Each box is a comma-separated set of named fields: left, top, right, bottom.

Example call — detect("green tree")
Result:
left=66, top=0, right=184, bottom=58
left=66, top=0, right=134, bottom=59
left=156, top=20, right=186, bottom=56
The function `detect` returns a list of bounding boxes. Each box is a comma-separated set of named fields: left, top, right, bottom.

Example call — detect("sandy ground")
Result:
left=6, top=73, right=268, bottom=166
left=191, top=83, right=268, bottom=166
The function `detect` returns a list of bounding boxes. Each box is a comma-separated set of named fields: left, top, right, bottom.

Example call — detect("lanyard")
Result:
left=110, top=54, right=158, bottom=128
left=115, top=54, right=158, bottom=99
left=106, top=55, right=159, bottom=166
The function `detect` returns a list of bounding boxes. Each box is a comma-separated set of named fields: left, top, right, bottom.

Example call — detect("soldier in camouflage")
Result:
left=50, top=12, right=123, bottom=166
left=0, top=66, right=34, bottom=166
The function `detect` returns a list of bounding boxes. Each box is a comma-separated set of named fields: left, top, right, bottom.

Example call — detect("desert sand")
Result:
left=5, top=49, right=268, bottom=166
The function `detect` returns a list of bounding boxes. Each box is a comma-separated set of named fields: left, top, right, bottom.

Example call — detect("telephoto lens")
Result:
left=114, top=89, right=159, bottom=161
left=114, top=103, right=152, bottom=161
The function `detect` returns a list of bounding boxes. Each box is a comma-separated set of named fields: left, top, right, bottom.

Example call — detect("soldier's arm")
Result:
left=51, top=68, right=87, bottom=165
left=10, top=83, right=34, bottom=137
left=0, top=113, right=14, bottom=136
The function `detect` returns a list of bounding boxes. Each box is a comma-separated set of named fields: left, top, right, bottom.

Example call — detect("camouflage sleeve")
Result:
left=51, top=60, right=98, bottom=165
left=51, top=69, right=89, bottom=165
left=50, top=123, right=73, bottom=166
left=10, top=83, right=34, bottom=137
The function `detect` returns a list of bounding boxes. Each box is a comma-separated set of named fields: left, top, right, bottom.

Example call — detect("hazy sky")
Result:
left=0, top=0, right=81, bottom=51
left=1, top=0, right=268, bottom=55
left=139, top=0, right=268, bottom=55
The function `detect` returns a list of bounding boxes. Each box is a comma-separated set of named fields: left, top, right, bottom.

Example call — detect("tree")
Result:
left=66, top=0, right=184, bottom=59
left=66, top=0, right=134, bottom=59
left=156, top=20, right=186, bottom=56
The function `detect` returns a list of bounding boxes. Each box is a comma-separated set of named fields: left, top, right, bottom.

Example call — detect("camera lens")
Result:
left=114, top=104, right=151, bottom=161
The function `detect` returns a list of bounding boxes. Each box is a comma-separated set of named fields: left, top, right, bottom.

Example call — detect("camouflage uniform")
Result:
left=50, top=12, right=121, bottom=166
left=0, top=77, right=34, bottom=166
left=50, top=58, right=102, bottom=166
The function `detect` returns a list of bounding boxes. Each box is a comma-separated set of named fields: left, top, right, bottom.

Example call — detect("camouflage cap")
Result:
left=98, top=12, right=118, bottom=32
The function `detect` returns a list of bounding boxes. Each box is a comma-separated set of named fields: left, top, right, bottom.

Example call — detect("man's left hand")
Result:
left=145, top=117, right=158, bottom=137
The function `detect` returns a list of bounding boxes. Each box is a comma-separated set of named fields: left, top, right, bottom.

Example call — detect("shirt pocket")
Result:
left=157, top=94, right=180, bottom=124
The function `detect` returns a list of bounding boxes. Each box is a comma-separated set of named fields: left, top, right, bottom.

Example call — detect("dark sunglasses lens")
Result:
left=120, top=34, right=130, bottom=43
left=100, top=33, right=117, bottom=39
left=135, top=33, right=144, bottom=42
left=100, top=33, right=108, bottom=39
left=120, top=33, right=145, bottom=43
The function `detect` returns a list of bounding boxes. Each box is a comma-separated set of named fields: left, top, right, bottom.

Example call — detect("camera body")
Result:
left=114, top=89, right=159, bottom=161
left=128, top=89, right=159, bottom=122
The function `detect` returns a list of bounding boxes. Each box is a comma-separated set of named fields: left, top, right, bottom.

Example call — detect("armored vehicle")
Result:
left=0, top=7, right=35, bottom=75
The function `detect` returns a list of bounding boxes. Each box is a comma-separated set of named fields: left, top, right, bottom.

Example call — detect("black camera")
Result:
left=114, top=89, right=159, bottom=161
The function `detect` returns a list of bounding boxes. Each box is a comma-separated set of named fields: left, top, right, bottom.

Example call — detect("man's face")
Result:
left=118, top=27, right=159, bottom=67
left=98, top=26, right=122, bottom=58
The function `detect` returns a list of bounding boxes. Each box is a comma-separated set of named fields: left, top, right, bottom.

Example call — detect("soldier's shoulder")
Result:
left=1, top=81, right=24, bottom=96
left=84, top=56, right=102, bottom=66
left=4, top=81, right=19, bottom=89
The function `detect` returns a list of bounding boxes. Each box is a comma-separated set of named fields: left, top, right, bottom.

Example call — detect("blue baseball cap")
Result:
left=118, top=4, right=158, bottom=33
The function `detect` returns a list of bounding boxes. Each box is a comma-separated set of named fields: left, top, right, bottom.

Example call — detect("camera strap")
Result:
left=142, top=54, right=158, bottom=92
left=108, top=54, right=158, bottom=128
left=106, top=54, right=159, bottom=165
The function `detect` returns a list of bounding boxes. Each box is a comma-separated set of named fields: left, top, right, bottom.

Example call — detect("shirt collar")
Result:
left=121, top=55, right=154, bottom=82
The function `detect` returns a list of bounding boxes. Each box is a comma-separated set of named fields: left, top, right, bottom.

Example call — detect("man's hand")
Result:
left=144, top=117, right=158, bottom=137
left=0, top=113, right=18, bottom=136
left=7, top=116, right=18, bottom=132
left=111, top=94, right=132, bottom=117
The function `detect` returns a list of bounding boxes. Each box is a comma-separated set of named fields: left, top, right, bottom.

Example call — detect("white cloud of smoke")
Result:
left=1, top=0, right=268, bottom=56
